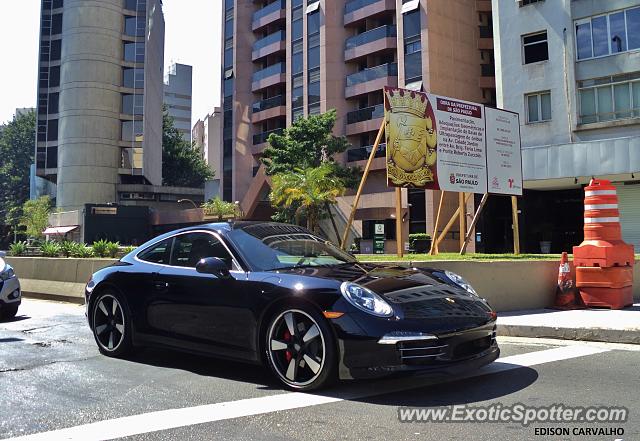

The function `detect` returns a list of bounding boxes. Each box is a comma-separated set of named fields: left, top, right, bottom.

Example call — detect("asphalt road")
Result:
left=0, top=299, right=638, bottom=441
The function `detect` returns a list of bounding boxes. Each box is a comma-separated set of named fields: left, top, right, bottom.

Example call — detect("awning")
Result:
left=306, top=1, right=320, bottom=13
left=401, top=0, right=420, bottom=13
left=43, top=226, right=78, bottom=235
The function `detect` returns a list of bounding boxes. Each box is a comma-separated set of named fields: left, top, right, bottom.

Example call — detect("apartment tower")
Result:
left=222, top=0, right=495, bottom=251
left=35, top=0, right=165, bottom=211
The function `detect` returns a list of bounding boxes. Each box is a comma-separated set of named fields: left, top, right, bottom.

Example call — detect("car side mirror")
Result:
left=196, top=257, right=231, bottom=278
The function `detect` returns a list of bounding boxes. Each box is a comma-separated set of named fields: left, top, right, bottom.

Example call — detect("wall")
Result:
left=7, top=257, right=639, bottom=311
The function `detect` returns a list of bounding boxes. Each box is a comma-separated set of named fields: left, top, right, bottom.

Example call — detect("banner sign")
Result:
left=485, top=107, right=523, bottom=196
left=383, top=86, right=522, bottom=196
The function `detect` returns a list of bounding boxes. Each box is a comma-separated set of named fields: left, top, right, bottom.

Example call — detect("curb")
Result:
left=497, top=324, right=640, bottom=345
left=22, top=291, right=85, bottom=305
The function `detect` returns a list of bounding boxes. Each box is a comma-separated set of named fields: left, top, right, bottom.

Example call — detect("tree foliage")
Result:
left=0, top=110, right=35, bottom=228
left=162, top=108, right=213, bottom=188
left=20, top=196, right=52, bottom=239
left=269, top=165, right=345, bottom=233
left=202, top=197, right=239, bottom=221
left=261, top=110, right=358, bottom=228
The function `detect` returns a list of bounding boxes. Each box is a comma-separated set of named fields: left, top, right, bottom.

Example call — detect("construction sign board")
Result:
left=383, top=86, right=523, bottom=196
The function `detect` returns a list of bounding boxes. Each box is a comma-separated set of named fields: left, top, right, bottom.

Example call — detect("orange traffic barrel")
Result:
left=573, top=179, right=635, bottom=268
left=576, top=266, right=633, bottom=309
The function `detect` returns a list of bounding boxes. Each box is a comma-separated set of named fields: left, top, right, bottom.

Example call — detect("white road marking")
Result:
left=6, top=344, right=611, bottom=441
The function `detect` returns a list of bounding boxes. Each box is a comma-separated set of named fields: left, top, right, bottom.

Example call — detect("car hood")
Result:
left=274, top=263, right=494, bottom=322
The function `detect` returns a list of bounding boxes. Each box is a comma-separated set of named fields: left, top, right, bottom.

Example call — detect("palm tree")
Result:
left=270, top=164, right=345, bottom=234
left=201, top=197, right=239, bottom=221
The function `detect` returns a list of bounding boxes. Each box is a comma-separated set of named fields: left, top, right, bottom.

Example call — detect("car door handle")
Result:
left=154, top=281, right=169, bottom=290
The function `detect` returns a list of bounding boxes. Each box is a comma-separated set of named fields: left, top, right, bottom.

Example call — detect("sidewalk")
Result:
left=497, top=304, right=640, bottom=345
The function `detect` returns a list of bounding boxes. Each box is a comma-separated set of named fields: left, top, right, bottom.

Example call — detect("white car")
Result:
left=0, top=252, right=21, bottom=320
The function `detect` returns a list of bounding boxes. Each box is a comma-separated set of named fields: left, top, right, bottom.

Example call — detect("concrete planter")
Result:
left=4, top=256, right=639, bottom=311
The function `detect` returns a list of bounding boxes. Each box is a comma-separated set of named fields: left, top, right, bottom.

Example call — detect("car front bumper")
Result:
left=331, top=313, right=499, bottom=380
left=0, top=277, right=21, bottom=308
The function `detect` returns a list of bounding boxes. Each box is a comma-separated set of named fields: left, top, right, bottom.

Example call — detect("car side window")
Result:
left=137, top=238, right=172, bottom=264
left=170, top=232, right=234, bottom=269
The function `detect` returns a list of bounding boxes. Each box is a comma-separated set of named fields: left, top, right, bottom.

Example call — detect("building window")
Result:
left=123, top=67, right=144, bottom=88
left=522, top=31, right=548, bottom=64
left=575, top=7, right=640, bottom=61
left=525, top=91, right=551, bottom=123
left=578, top=73, right=640, bottom=124
left=124, top=0, right=146, bottom=12
left=125, top=15, right=146, bottom=37
left=122, top=94, right=144, bottom=115
left=48, top=92, right=59, bottom=114
left=50, top=39, right=61, bottom=61
left=124, top=42, right=145, bottom=63
left=121, top=120, right=144, bottom=141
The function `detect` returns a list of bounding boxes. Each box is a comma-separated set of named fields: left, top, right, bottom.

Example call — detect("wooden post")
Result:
left=460, top=193, right=489, bottom=255
left=429, top=191, right=445, bottom=255
left=458, top=192, right=466, bottom=250
left=340, top=122, right=385, bottom=249
left=395, top=187, right=403, bottom=258
left=435, top=193, right=472, bottom=249
left=511, top=195, right=521, bottom=255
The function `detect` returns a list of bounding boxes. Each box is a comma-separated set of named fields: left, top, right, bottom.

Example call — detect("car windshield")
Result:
left=227, top=224, right=356, bottom=272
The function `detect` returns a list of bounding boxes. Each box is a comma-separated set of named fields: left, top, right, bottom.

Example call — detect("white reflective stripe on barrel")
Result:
left=585, top=190, right=617, bottom=196
left=584, top=217, right=620, bottom=223
left=584, top=204, right=618, bottom=210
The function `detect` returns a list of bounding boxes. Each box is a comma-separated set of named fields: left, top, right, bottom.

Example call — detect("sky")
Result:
left=0, top=0, right=222, bottom=126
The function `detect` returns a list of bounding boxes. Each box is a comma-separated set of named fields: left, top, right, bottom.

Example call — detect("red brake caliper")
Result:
left=283, top=330, right=292, bottom=362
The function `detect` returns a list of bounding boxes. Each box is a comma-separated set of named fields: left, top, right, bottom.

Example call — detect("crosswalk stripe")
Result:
left=5, top=345, right=611, bottom=441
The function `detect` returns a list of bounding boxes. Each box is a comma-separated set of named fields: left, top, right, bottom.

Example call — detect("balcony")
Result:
left=252, top=62, right=286, bottom=91
left=347, top=143, right=386, bottom=162
left=251, top=95, right=286, bottom=123
left=344, top=0, right=396, bottom=26
left=478, top=25, right=494, bottom=50
left=252, top=30, right=286, bottom=61
left=252, top=127, right=283, bottom=146
left=345, top=62, right=397, bottom=98
left=345, top=25, right=396, bottom=61
left=252, top=0, right=286, bottom=32
left=346, top=104, right=384, bottom=135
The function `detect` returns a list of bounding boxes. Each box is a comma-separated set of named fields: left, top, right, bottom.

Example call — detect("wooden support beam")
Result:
left=395, top=187, right=403, bottom=258
left=429, top=191, right=445, bottom=255
left=460, top=193, right=489, bottom=255
left=435, top=193, right=472, bottom=249
left=511, top=195, right=521, bottom=255
left=340, top=121, right=385, bottom=249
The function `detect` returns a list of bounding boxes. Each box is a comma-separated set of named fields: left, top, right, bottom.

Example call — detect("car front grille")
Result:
left=396, top=325, right=496, bottom=366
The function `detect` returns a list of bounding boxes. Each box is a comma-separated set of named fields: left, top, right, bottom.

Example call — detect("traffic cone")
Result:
left=553, top=252, right=582, bottom=309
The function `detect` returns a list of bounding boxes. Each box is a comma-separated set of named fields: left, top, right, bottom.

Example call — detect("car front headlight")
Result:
left=0, top=265, right=15, bottom=281
left=444, top=270, right=478, bottom=297
left=340, top=281, right=394, bottom=317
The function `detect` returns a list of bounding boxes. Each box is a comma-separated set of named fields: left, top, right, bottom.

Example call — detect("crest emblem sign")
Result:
left=384, top=86, right=437, bottom=188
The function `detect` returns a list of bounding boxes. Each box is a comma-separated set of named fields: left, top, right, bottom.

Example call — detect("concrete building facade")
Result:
left=222, top=0, right=496, bottom=251
left=35, top=0, right=165, bottom=212
left=164, top=62, right=193, bottom=141
left=193, top=108, right=222, bottom=200
left=492, top=0, right=640, bottom=252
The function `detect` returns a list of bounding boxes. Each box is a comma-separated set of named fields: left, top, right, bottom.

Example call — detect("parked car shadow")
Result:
left=0, top=314, right=30, bottom=323
left=124, top=345, right=537, bottom=405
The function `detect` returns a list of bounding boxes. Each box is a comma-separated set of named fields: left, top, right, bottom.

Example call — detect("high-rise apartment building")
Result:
left=193, top=108, right=222, bottom=199
left=222, top=0, right=495, bottom=251
left=164, top=62, right=193, bottom=142
left=35, top=0, right=165, bottom=211
left=492, top=0, right=640, bottom=253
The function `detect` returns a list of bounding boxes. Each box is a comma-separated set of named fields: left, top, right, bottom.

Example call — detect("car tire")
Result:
left=0, top=304, right=19, bottom=321
left=91, top=290, right=133, bottom=357
left=265, top=305, right=337, bottom=391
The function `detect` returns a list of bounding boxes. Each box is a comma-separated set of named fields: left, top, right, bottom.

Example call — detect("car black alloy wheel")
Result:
left=92, top=292, right=131, bottom=356
left=0, top=304, right=19, bottom=321
left=266, top=307, right=336, bottom=390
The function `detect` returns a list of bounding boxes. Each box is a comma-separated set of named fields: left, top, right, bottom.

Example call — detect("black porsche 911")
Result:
left=85, top=222, right=499, bottom=390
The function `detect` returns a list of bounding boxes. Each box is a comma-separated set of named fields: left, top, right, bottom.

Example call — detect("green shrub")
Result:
left=73, top=245, right=94, bottom=258
left=60, top=240, right=77, bottom=258
left=105, top=241, right=120, bottom=258
left=408, top=233, right=431, bottom=242
left=91, top=239, right=110, bottom=258
left=9, top=241, right=27, bottom=256
left=122, top=245, right=136, bottom=255
left=40, top=241, right=61, bottom=257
